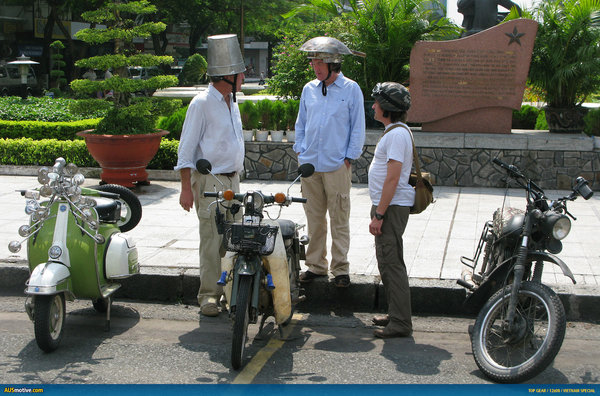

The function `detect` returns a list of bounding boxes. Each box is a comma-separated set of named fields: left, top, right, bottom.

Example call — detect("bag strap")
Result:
left=382, top=123, right=423, bottom=182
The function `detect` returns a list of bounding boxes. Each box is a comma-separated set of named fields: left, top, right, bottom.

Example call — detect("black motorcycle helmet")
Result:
left=371, top=82, right=411, bottom=114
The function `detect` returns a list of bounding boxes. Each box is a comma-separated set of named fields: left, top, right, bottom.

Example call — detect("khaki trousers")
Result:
left=371, top=205, right=412, bottom=334
left=301, top=165, right=352, bottom=277
left=191, top=170, right=240, bottom=307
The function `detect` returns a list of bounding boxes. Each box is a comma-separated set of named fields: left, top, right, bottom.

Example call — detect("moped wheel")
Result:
left=471, top=281, right=566, bottom=383
left=34, top=294, right=66, bottom=352
left=231, top=275, right=252, bottom=370
left=94, top=184, right=142, bottom=232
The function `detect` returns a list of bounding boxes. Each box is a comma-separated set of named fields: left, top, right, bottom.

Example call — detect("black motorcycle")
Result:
left=457, top=158, right=594, bottom=383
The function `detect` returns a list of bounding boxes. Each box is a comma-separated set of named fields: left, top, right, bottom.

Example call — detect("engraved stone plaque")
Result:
left=407, top=19, right=538, bottom=134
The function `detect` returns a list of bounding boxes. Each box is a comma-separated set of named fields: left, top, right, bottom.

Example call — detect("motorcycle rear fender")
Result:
left=25, top=262, right=73, bottom=297
left=527, top=251, right=576, bottom=284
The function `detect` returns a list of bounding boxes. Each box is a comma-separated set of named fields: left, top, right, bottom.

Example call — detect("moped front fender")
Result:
left=527, top=251, right=576, bottom=284
left=26, top=262, right=73, bottom=297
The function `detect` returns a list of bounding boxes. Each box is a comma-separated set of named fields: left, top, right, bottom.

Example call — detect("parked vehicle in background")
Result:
left=0, top=63, right=39, bottom=96
left=128, top=66, right=159, bottom=80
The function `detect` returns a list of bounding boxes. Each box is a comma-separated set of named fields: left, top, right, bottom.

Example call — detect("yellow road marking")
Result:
left=232, top=313, right=303, bottom=384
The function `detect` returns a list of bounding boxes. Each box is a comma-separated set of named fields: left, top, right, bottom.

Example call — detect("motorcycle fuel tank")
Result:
left=105, top=233, right=139, bottom=279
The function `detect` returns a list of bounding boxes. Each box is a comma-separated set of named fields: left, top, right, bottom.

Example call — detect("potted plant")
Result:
left=284, top=99, right=299, bottom=142
left=525, top=0, right=600, bottom=133
left=256, top=99, right=272, bottom=141
left=239, top=100, right=259, bottom=141
left=270, top=100, right=286, bottom=142
left=71, top=0, right=180, bottom=186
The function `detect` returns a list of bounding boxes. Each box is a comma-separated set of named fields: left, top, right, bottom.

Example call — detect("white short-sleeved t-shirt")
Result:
left=368, top=123, right=415, bottom=207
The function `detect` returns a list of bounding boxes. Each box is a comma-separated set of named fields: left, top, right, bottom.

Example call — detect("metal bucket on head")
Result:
left=207, top=34, right=245, bottom=77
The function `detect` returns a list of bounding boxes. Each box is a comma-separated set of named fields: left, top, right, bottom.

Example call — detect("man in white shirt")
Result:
left=175, top=34, right=245, bottom=317
left=368, top=82, right=415, bottom=338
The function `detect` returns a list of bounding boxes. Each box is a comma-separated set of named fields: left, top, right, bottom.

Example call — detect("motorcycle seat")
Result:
left=277, top=219, right=295, bottom=239
left=96, top=200, right=121, bottom=223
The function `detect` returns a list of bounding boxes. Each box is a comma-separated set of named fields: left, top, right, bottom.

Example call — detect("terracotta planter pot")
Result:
left=76, top=129, right=169, bottom=187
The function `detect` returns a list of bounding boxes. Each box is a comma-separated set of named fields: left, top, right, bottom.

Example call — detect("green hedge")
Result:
left=0, top=119, right=101, bottom=140
left=0, top=137, right=179, bottom=170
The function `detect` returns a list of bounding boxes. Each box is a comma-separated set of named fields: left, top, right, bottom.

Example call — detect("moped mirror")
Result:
left=298, top=163, right=315, bottom=178
left=574, top=177, right=593, bottom=200
left=196, top=159, right=212, bottom=175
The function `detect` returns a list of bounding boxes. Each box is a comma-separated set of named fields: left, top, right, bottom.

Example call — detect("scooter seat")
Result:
left=277, top=219, right=296, bottom=239
left=96, top=200, right=121, bottom=223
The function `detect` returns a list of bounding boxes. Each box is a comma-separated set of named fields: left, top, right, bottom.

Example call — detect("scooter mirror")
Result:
left=298, top=163, right=315, bottom=178
left=196, top=159, right=212, bottom=175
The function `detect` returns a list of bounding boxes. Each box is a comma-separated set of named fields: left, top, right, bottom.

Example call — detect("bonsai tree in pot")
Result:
left=71, top=0, right=180, bottom=186
left=526, top=0, right=600, bottom=133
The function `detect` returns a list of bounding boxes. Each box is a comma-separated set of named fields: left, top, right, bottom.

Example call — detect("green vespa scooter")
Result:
left=8, top=158, right=142, bottom=352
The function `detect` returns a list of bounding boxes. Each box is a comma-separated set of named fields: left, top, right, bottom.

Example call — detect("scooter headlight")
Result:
left=542, top=212, right=571, bottom=240
left=48, top=245, right=62, bottom=259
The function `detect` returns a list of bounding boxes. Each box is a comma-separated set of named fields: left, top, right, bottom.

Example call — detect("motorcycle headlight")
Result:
left=48, top=245, right=62, bottom=259
left=542, top=212, right=571, bottom=240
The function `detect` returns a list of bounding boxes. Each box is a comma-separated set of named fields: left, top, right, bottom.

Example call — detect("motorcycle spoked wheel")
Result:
left=231, top=275, right=252, bottom=370
left=34, top=294, right=66, bottom=352
left=471, top=281, right=566, bottom=383
left=93, top=184, right=142, bottom=232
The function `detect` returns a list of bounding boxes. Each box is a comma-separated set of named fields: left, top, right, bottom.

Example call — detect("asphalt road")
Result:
left=1, top=296, right=599, bottom=385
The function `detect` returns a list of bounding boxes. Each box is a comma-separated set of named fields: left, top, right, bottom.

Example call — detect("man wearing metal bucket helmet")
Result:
left=368, top=82, right=414, bottom=338
left=293, top=36, right=366, bottom=288
left=175, top=34, right=245, bottom=317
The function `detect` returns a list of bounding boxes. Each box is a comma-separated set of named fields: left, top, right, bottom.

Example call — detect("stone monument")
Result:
left=407, top=19, right=538, bottom=134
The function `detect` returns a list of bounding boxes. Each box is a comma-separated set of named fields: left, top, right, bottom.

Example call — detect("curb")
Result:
left=2, top=262, right=598, bottom=322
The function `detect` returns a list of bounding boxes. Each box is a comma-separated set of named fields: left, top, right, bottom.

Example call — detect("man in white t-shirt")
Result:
left=368, top=82, right=415, bottom=338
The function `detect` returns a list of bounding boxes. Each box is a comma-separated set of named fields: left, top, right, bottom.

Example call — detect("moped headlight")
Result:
left=543, top=212, right=571, bottom=240
left=48, top=245, right=62, bottom=259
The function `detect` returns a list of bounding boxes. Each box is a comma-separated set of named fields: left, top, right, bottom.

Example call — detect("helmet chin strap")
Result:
left=321, top=65, right=332, bottom=96
left=222, top=74, right=238, bottom=102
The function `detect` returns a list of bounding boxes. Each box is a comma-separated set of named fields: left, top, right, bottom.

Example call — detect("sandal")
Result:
left=333, top=274, right=350, bottom=288
left=299, top=270, right=326, bottom=283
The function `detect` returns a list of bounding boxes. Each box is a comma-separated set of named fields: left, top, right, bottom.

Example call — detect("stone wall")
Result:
left=243, top=129, right=600, bottom=190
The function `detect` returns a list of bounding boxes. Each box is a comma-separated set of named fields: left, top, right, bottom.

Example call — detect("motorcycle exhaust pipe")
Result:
left=457, top=269, right=476, bottom=290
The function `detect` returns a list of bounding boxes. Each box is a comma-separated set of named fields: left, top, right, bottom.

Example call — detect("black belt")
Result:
left=216, top=171, right=236, bottom=177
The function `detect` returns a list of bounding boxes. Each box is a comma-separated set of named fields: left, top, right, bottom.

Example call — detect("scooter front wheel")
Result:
left=471, top=281, right=566, bottom=383
left=231, top=275, right=252, bottom=370
left=34, top=294, right=66, bottom=352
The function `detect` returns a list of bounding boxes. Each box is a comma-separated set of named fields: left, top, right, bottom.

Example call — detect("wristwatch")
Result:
left=374, top=212, right=384, bottom=220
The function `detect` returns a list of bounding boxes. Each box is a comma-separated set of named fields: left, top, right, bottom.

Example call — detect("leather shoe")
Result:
left=200, top=303, right=219, bottom=317
left=373, top=327, right=412, bottom=339
left=299, top=270, right=326, bottom=283
left=372, top=314, right=390, bottom=326
left=333, top=274, right=350, bottom=288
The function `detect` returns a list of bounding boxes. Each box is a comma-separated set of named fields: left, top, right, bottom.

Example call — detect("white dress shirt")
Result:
left=175, top=84, right=244, bottom=174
